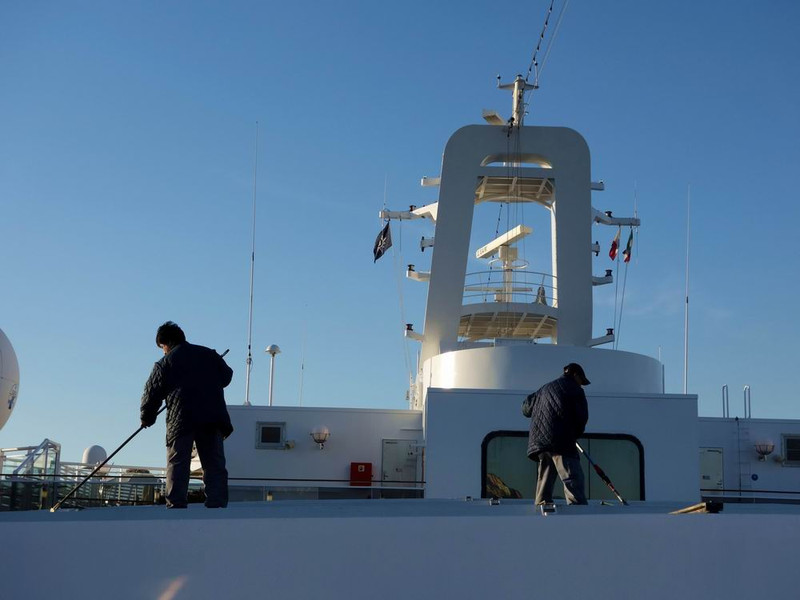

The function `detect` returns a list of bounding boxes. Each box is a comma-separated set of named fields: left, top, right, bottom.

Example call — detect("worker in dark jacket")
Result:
left=523, top=363, right=590, bottom=505
left=140, top=321, right=234, bottom=508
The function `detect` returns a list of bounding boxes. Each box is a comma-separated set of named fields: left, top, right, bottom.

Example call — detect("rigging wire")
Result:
left=383, top=176, right=413, bottom=381
left=487, top=188, right=504, bottom=302
left=616, top=246, right=631, bottom=350
left=612, top=228, right=621, bottom=349
left=392, top=222, right=412, bottom=380
left=522, top=0, right=571, bottom=118
left=532, top=0, right=571, bottom=89
left=615, top=186, right=640, bottom=349
left=524, top=0, right=556, bottom=85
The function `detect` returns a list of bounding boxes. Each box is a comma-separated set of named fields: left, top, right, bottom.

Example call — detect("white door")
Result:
left=699, top=447, right=724, bottom=493
left=381, top=439, right=419, bottom=487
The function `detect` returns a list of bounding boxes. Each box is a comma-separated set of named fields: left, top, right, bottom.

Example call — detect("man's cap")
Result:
left=564, top=363, right=590, bottom=385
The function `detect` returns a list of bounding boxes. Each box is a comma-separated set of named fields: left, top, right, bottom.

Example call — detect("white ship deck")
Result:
left=2, top=499, right=798, bottom=599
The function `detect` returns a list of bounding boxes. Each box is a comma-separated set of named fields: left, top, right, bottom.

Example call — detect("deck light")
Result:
left=754, top=441, right=775, bottom=461
left=311, top=427, right=330, bottom=450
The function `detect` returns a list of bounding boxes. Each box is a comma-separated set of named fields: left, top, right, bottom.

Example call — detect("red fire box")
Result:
left=349, top=462, right=372, bottom=486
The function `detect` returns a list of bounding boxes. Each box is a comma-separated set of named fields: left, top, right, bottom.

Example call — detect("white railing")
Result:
left=463, top=270, right=557, bottom=307
left=1, top=440, right=61, bottom=478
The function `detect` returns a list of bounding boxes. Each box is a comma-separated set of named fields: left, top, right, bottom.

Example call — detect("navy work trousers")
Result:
left=166, top=426, right=228, bottom=508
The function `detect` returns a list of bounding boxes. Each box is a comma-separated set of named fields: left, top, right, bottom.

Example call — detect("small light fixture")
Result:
left=754, top=441, right=775, bottom=461
left=310, top=427, right=330, bottom=450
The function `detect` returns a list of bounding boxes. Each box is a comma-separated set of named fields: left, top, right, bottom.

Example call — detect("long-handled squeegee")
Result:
left=576, top=441, right=629, bottom=506
left=50, top=405, right=167, bottom=512
left=51, top=349, right=229, bottom=512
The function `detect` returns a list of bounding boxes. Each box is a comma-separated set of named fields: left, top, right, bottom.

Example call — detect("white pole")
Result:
left=298, top=322, right=306, bottom=407
left=244, top=122, right=259, bottom=406
left=268, top=354, right=276, bottom=407
left=266, top=344, right=281, bottom=407
left=683, top=184, right=690, bottom=395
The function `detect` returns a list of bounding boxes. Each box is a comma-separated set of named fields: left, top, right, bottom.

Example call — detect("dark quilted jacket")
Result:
left=525, top=375, right=588, bottom=459
left=140, top=342, right=234, bottom=445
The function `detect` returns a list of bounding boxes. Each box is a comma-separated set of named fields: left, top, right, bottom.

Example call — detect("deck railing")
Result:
left=0, top=472, right=425, bottom=511
left=463, top=269, right=557, bottom=307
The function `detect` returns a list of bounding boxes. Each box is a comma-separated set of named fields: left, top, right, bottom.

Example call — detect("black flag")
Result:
left=373, top=221, right=392, bottom=262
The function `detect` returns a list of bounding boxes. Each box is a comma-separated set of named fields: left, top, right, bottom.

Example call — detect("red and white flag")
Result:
left=609, top=228, right=621, bottom=260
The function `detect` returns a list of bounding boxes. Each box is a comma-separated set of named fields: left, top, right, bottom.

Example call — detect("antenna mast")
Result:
left=683, top=184, right=690, bottom=395
left=498, top=75, right=536, bottom=127
left=244, top=122, right=259, bottom=406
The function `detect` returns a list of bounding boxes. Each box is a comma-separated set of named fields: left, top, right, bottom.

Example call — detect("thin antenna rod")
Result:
left=298, top=318, right=306, bottom=407
left=683, top=184, right=691, bottom=395
left=244, top=121, right=259, bottom=406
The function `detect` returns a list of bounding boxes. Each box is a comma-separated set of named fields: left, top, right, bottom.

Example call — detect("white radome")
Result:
left=0, top=328, right=20, bottom=431
left=81, top=445, right=108, bottom=467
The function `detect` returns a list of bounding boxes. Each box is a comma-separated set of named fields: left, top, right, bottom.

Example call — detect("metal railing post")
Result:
left=744, top=385, right=751, bottom=419
left=722, top=385, right=729, bottom=418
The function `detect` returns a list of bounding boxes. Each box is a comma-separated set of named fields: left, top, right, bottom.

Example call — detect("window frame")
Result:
left=255, top=421, right=287, bottom=449
left=480, top=430, right=645, bottom=500
left=782, top=435, right=800, bottom=466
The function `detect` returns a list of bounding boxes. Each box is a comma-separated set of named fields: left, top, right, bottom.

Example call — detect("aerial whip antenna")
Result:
left=244, top=122, right=259, bottom=406
left=298, top=317, right=307, bottom=406
left=683, top=184, right=691, bottom=394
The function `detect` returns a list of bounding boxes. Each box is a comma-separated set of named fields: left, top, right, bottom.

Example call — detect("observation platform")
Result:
left=475, top=173, right=554, bottom=206
left=460, top=270, right=558, bottom=341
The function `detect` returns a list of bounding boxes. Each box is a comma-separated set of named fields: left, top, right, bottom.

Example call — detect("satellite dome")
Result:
left=0, top=328, right=20, bottom=431
left=82, top=445, right=108, bottom=466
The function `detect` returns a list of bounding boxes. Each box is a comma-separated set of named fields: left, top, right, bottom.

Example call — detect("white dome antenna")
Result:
left=0, top=328, right=20, bottom=431
left=82, top=445, right=110, bottom=475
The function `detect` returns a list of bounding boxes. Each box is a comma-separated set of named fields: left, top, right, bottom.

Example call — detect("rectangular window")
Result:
left=482, top=432, right=644, bottom=501
left=783, top=436, right=800, bottom=465
left=256, top=422, right=286, bottom=449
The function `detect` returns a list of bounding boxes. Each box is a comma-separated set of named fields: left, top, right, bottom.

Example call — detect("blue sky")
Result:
left=1, top=1, right=798, bottom=466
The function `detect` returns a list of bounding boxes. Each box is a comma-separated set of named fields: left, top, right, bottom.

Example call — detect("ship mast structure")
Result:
left=381, top=77, right=650, bottom=409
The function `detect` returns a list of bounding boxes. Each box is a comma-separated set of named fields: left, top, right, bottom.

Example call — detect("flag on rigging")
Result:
left=609, top=227, right=621, bottom=260
left=622, top=229, right=634, bottom=263
left=373, top=221, right=392, bottom=262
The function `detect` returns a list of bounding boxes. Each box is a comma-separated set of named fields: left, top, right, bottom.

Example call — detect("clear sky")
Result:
left=2, top=1, right=798, bottom=467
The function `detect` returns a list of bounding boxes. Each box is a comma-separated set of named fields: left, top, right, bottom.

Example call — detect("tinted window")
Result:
left=482, top=432, right=644, bottom=501
left=261, top=426, right=282, bottom=444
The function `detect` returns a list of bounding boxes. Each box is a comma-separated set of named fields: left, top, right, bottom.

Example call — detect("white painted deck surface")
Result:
left=2, top=499, right=799, bottom=599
